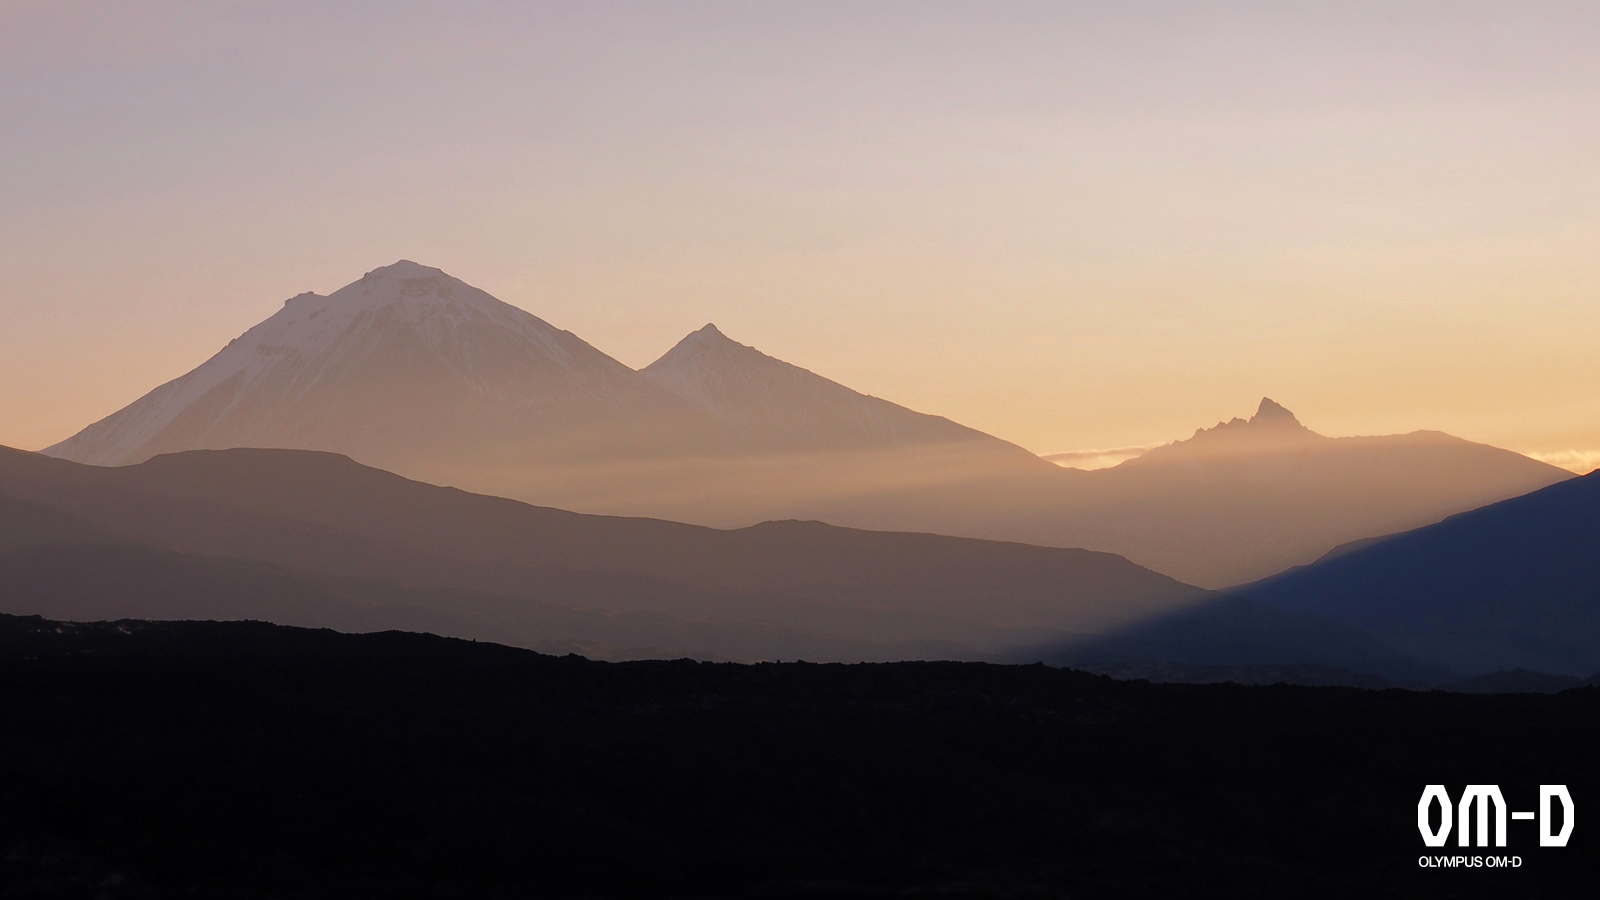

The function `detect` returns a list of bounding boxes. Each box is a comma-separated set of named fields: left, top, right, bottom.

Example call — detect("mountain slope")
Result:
left=642, top=323, right=1043, bottom=464
left=1013, top=595, right=1450, bottom=684
left=944, top=398, right=1571, bottom=586
left=0, top=445, right=1207, bottom=649
left=45, top=261, right=722, bottom=470
left=0, top=537, right=981, bottom=664
left=1231, top=470, right=1600, bottom=676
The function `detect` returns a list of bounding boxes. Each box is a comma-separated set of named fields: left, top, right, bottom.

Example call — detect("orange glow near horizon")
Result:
left=2, top=4, right=1597, bottom=472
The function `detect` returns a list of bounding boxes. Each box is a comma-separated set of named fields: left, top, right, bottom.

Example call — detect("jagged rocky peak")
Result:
left=1124, top=398, right=1321, bottom=467
left=1252, top=397, right=1299, bottom=425
left=1195, top=397, right=1312, bottom=438
left=1254, top=393, right=1292, bottom=419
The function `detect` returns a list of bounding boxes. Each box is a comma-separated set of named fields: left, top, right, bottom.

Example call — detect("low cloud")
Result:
left=1042, top=444, right=1164, bottom=471
left=1524, top=450, right=1600, bottom=475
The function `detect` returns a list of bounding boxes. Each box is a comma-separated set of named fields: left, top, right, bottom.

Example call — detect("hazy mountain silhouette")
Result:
left=0, top=445, right=1209, bottom=655
left=0, top=516, right=985, bottom=664
left=40, top=262, right=1569, bottom=586
left=1121, top=396, right=1315, bottom=462
left=1230, top=470, right=1600, bottom=676
left=45, top=261, right=726, bottom=469
left=942, top=397, right=1570, bottom=586
left=642, top=323, right=1039, bottom=461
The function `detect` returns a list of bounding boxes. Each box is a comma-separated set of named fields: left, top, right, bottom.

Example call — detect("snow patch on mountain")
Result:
left=44, top=261, right=649, bottom=466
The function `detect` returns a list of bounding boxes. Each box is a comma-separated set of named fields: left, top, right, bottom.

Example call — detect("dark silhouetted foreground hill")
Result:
left=0, top=497, right=973, bottom=663
left=0, top=613, right=1595, bottom=898
left=1233, top=470, right=1600, bottom=677
left=0, top=445, right=1207, bottom=657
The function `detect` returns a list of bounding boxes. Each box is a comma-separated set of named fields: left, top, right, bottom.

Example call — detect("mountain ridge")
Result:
left=641, top=323, right=1039, bottom=460
left=0, top=443, right=1210, bottom=650
left=45, top=261, right=724, bottom=469
left=37, top=263, right=1572, bottom=586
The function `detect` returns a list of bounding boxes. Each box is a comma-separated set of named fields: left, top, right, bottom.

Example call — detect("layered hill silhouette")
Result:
left=0, top=444, right=1214, bottom=660
left=688, top=396, right=1569, bottom=586
left=0, top=493, right=993, bottom=663
left=42, top=261, right=1570, bottom=586
left=1230, top=470, right=1600, bottom=677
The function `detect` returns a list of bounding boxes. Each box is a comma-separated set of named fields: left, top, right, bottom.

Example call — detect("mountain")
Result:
left=944, top=398, right=1570, bottom=586
left=642, top=323, right=1040, bottom=462
left=39, top=261, right=1570, bottom=586
left=4, top=445, right=1463, bottom=682
left=0, top=445, right=1208, bottom=656
left=0, top=521, right=980, bottom=664
left=45, top=261, right=722, bottom=471
left=1231, top=470, right=1600, bottom=676
left=1119, top=396, right=1316, bottom=462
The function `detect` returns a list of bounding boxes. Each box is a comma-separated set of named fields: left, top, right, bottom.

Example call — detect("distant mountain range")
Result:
left=41, top=261, right=1571, bottom=586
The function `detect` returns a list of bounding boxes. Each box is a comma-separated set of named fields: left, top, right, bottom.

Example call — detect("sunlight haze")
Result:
left=2, top=2, right=1596, bottom=470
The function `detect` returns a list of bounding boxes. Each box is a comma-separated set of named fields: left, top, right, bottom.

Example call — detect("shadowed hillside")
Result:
left=1233, top=470, right=1600, bottom=676
left=0, top=445, right=1207, bottom=656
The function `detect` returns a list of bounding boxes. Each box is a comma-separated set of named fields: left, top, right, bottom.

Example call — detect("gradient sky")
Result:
left=3, top=1, right=1597, bottom=471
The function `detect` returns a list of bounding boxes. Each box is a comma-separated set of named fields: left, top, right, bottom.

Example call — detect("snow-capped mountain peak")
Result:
left=44, top=262, right=694, bottom=468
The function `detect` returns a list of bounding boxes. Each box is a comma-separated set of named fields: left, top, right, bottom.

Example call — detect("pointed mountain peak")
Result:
left=42, top=262, right=664, bottom=468
left=1251, top=397, right=1301, bottom=426
left=1127, top=398, right=1320, bottom=467
left=648, top=324, right=759, bottom=372
left=679, top=323, right=734, bottom=347
left=364, top=259, right=446, bottom=279
left=639, top=324, right=1026, bottom=456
